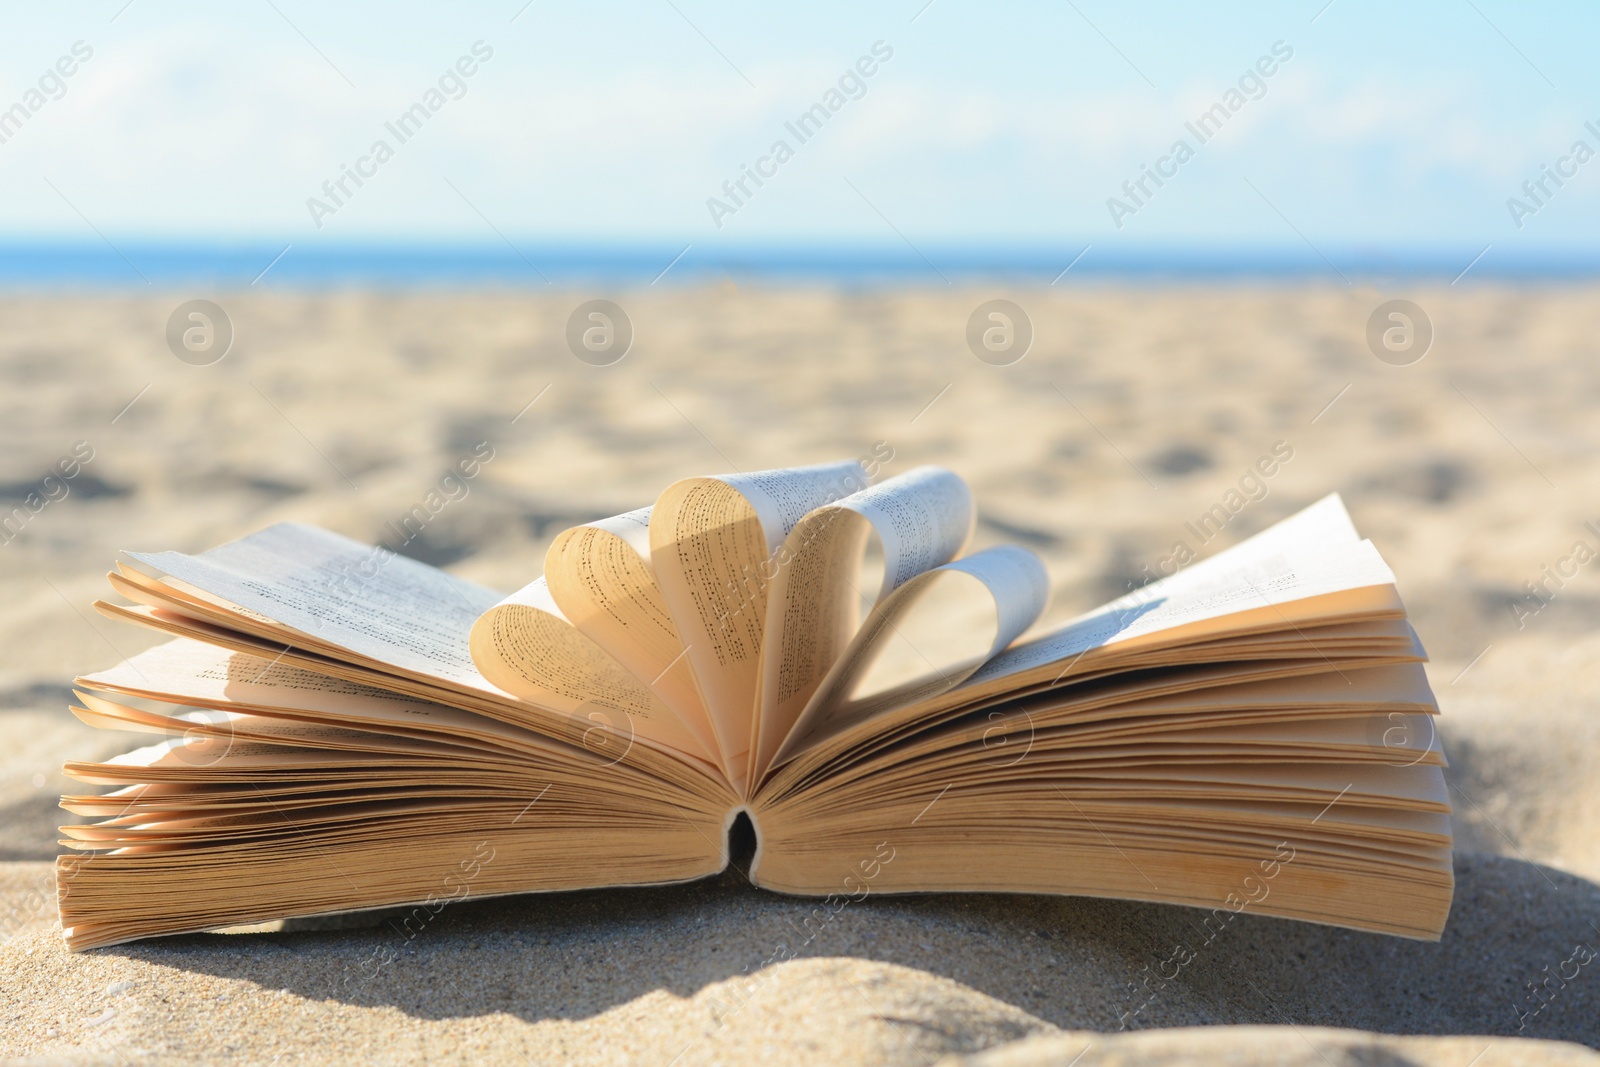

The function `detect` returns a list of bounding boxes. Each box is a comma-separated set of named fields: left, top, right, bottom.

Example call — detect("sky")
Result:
left=0, top=0, right=1596, bottom=261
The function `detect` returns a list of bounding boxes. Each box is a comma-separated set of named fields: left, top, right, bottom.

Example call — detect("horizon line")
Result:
left=0, top=239, right=1594, bottom=287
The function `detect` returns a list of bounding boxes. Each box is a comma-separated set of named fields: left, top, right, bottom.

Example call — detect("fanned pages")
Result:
left=542, top=507, right=714, bottom=756
left=649, top=460, right=870, bottom=790
left=753, top=465, right=975, bottom=780
left=55, top=464, right=1455, bottom=951
left=468, top=575, right=714, bottom=765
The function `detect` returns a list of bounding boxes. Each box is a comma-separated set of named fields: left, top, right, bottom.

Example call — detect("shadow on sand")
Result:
left=98, top=849, right=1599, bottom=1049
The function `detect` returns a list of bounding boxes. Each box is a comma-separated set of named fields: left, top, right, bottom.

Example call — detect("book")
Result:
left=56, top=461, right=1453, bottom=951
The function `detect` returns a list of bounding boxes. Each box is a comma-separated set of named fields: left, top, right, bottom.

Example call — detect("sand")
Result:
left=3, top=285, right=1599, bottom=1064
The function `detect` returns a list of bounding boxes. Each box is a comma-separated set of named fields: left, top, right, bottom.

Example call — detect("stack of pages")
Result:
left=57, top=461, right=1452, bottom=950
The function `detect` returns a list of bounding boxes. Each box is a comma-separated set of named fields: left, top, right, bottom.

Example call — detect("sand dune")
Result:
left=3, top=286, right=1598, bottom=1064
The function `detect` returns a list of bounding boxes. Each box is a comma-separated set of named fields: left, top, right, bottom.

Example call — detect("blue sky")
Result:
left=0, top=0, right=1595, bottom=255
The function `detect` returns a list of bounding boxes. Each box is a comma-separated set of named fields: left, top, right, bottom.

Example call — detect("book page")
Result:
left=650, top=460, right=867, bottom=790
left=968, top=532, right=1395, bottom=689
left=70, top=692, right=498, bottom=759
left=771, top=544, right=1049, bottom=768
left=68, top=736, right=391, bottom=780
left=77, top=638, right=565, bottom=754
left=766, top=494, right=1397, bottom=772
left=841, top=464, right=975, bottom=602
left=121, top=523, right=713, bottom=767
left=542, top=506, right=716, bottom=758
left=719, top=460, right=873, bottom=556
left=751, top=466, right=975, bottom=779
left=468, top=576, right=715, bottom=764
left=122, top=523, right=501, bottom=687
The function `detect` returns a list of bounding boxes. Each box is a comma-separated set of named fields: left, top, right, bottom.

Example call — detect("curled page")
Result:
left=719, top=461, right=874, bottom=557
left=543, top=506, right=715, bottom=759
left=770, top=544, right=1050, bottom=769
left=750, top=466, right=974, bottom=779
left=651, top=459, right=868, bottom=789
left=468, top=576, right=715, bottom=765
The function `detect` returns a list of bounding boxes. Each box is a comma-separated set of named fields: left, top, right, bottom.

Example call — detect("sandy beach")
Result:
left=3, top=284, right=1599, bottom=1064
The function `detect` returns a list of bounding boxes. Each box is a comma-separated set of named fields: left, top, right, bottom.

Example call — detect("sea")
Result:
left=0, top=240, right=1594, bottom=289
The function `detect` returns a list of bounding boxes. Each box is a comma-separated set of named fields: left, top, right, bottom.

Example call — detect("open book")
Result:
left=57, top=461, right=1452, bottom=950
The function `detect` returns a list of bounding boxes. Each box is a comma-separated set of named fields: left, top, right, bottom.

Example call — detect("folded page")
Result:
left=752, top=466, right=974, bottom=780
left=773, top=544, right=1049, bottom=767
left=469, top=576, right=715, bottom=765
left=651, top=459, right=868, bottom=789
left=541, top=506, right=715, bottom=758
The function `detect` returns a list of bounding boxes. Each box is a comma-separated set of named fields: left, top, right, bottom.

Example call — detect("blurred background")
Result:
left=2, top=0, right=1598, bottom=937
